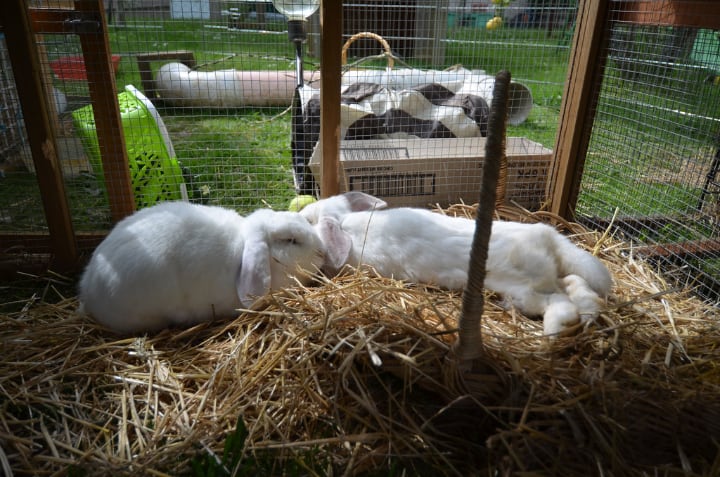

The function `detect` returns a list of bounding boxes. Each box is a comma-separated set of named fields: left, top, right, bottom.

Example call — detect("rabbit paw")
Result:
left=562, top=274, right=604, bottom=324
left=543, top=297, right=580, bottom=336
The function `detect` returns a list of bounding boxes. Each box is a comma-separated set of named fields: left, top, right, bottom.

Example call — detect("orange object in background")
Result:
left=49, top=54, right=121, bottom=81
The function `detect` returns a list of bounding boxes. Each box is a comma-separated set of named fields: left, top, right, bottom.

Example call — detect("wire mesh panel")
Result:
left=102, top=0, right=301, bottom=214
left=112, top=2, right=302, bottom=213
left=0, top=0, right=303, bottom=241
left=0, top=30, right=49, bottom=234
left=0, top=34, right=27, bottom=163
left=575, top=1, right=720, bottom=303
left=305, top=0, right=577, bottom=208
left=1, top=0, right=576, bottom=240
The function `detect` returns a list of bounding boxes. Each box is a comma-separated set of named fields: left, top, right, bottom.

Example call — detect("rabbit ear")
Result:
left=317, top=216, right=352, bottom=274
left=343, top=191, right=387, bottom=212
left=343, top=191, right=388, bottom=212
left=236, top=236, right=272, bottom=307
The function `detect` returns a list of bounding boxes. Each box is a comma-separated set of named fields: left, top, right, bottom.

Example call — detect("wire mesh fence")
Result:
left=576, top=3, right=720, bottom=303
left=0, top=0, right=573, bottom=238
left=4, top=1, right=718, bottom=306
left=1, top=31, right=45, bottom=232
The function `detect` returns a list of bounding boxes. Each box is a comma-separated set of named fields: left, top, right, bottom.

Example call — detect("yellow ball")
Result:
left=486, top=16, right=503, bottom=30
left=288, top=195, right=317, bottom=212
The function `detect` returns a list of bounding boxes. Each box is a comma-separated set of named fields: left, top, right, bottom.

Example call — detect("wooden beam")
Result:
left=2, top=232, right=106, bottom=255
left=635, top=239, right=720, bottom=260
left=0, top=0, right=79, bottom=271
left=74, top=0, right=136, bottom=223
left=614, top=1, right=720, bottom=29
left=29, top=8, right=84, bottom=34
left=319, top=0, right=342, bottom=198
left=549, top=0, right=610, bottom=219
left=1, top=232, right=105, bottom=278
left=576, top=215, right=720, bottom=259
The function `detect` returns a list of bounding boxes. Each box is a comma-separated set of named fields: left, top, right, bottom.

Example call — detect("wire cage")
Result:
left=2, top=1, right=718, bottom=306
left=0, top=34, right=26, bottom=164
left=565, top=1, right=720, bottom=304
left=4, top=1, right=720, bottom=476
left=1, top=0, right=574, bottom=268
left=0, top=30, right=46, bottom=233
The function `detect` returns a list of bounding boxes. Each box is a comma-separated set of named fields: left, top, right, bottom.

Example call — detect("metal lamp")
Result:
left=271, top=0, right=320, bottom=87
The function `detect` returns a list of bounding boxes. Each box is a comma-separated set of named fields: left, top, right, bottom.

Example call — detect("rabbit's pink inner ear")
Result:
left=344, top=191, right=388, bottom=212
left=236, top=239, right=272, bottom=306
left=318, top=217, right=352, bottom=273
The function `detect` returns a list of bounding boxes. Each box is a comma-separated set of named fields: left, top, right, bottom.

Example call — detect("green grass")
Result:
left=163, top=108, right=297, bottom=211
left=0, top=170, right=113, bottom=232
left=110, top=19, right=297, bottom=90
left=0, top=110, right=294, bottom=230
left=445, top=27, right=571, bottom=85
left=190, top=416, right=333, bottom=477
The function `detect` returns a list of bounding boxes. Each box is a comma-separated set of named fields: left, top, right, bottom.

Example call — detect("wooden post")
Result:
left=548, top=0, right=610, bottom=219
left=0, top=0, right=79, bottom=270
left=319, top=0, right=342, bottom=198
left=74, top=0, right=135, bottom=223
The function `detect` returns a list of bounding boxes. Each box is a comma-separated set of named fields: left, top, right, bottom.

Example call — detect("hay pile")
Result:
left=1, top=207, right=719, bottom=476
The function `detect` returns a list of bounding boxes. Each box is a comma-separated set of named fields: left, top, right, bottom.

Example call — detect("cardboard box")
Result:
left=308, top=137, right=552, bottom=209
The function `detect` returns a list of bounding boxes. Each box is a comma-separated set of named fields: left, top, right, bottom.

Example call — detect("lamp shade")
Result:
left=272, top=0, right=320, bottom=21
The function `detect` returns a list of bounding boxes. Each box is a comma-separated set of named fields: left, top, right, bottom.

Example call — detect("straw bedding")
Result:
left=1, top=206, right=719, bottom=476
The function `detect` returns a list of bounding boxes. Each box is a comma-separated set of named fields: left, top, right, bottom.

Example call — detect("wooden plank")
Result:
left=0, top=231, right=104, bottom=278
left=577, top=215, right=720, bottom=259
left=549, top=0, right=610, bottom=219
left=614, top=1, right=720, bottom=29
left=74, top=0, right=136, bottom=223
left=2, top=232, right=106, bottom=255
left=0, top=232, right=104, bottom=278
left=0, top=256, right=53, bottom=280
left=0, top=0, right=79, bottom=271
left=319, top=0, right=342, bottom=198
left=635, top=239, right=720, bottom=260
left=29, top=8, right=78, bottom=33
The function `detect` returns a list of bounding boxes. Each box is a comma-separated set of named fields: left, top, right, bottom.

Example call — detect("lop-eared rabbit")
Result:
left=79, top=201, right=326, bottom=334
left=301, top=192, right=612, bottom=336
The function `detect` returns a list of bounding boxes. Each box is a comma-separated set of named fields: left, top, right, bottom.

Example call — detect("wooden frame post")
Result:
left=73, top=0, right=135, bottom=223
left=319, top=0, right=341, bottom=198
left=28, top=1, right=136, bottom=223
left=549, top=0, right=610, bottom=219
left=0, top=0, right=79, bottom=270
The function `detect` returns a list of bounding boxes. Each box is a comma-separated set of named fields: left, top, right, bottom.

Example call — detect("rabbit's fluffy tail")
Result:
left=553, top=234, right=613, bottom=297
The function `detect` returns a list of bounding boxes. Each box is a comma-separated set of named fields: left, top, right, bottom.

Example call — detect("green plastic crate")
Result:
left=73, top=84, right=187, bottom=209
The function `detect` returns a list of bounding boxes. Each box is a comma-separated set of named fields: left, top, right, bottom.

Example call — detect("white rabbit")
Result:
left=301, top=192, right=612, bottom=336
left=78, top=201, right=326, bottom=334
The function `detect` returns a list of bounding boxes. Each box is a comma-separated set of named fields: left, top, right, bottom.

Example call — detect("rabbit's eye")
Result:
left=286, top=237, right=300, bottom=245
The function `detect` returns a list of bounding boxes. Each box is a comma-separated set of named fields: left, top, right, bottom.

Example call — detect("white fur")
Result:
left=562, top=274, right=605, bottom=321
left=78, top=202, right=326, bottom=334
left=304, top=192, right=613, bottom=336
